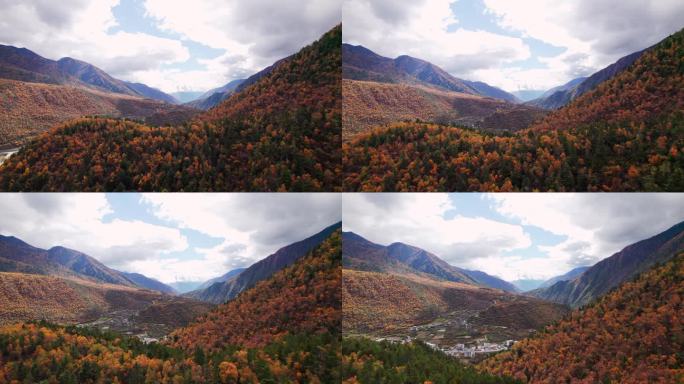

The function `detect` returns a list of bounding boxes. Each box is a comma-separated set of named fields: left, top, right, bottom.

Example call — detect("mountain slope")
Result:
left=0, top=272, right=209, bottom=330
left=530, top=221, right=684, bottom=307
left=343, top=28, right=684, bottom=192
left=538, top=265, right=590, bottom=288
left=0, top=44, right=178, bottom=103
left=344, top=231, right=517, bottom=291
left=529, top=48, right=646, bottom=110
left=187, top=222, right=341, bottom=304
left=185, top=79, right=245, bottom=110
left=123, top=81, right=178, bottom=104
left=462, top=269, right=519, bottom=293
left=0, top=79, right=197, bottom=147
left=0, top=24, right=342, bottom=192
left=121, top=272, right=176, bottom=295
left=480, top=252, right=684, bottom=383
left=169, top=228, right=341, bottom=351
left=0, top=235, right=176, bottom=294
left=343, top=43, right=519, bottom=101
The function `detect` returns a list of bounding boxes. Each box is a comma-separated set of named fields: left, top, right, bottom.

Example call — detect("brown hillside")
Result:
left=480, top=253, right=684, bottom=383
left=343, top=269, right=567, bottom=336
left=342, top=79, right=545, bottom=140
left=0, top=79, right=197, bottom=148
left=0, top=272, right=212, bottom=330
left=168, top=229, right=341, bottom=352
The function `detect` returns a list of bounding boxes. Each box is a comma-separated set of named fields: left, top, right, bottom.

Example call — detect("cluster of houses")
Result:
left=440, top=339, right=515, bottom=358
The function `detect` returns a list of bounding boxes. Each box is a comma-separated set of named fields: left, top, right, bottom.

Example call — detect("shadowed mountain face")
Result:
left=0, top=235, right=174, bottom=294
left=186, top=222, right=342, bottom=304
left=530, top=221, right=684, bottom=307
left=196, top=267, right=246, bottom=291
left=0, top=45, right=177, bottom=103
left=528, top=49, right=646, bottom=110
left=343, top=231, right=518, bottom=292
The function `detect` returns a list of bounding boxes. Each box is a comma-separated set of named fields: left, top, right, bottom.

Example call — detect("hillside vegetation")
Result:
left=0, top=272, right=212, bottom=330
left=479, top=253, right=684, bottom=383
left=341, top=337, right=519, bottom=384
left=0, top=25, right=342, bottom=191
left=169, top=229, right=341, bottom=352
left=0, top=79, right=196, bottom=148
left=0, top=322, right=340, bottom=383
left=343, top=28, right=684, bottom=191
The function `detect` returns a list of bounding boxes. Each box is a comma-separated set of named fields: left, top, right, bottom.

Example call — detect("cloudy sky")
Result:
left=343, top=193, right=684, bottom=281
left=0, top=193, right=341, bottom=284
left=0, top=0, right=340, bottom=93
left=343, top=0, right=684, bottom=93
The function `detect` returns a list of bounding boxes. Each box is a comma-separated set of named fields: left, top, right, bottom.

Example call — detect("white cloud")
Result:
left=343, top=0, right=530, bottom=80
left=486, top=193, right=684, bottom=278
left=483, top=0, right=684, bottom=90
left=0, top=0, right=340, bottom=93
left=0, top=194, right=188, bottom=273
left=139, top=193, right=341, bottom=282
left=0, top=0, right=190, bottom=88
left=343, top=0, right=684, bottom=92
left=0, top=193, right=340, bottom=284
left=343, top=193, right=684, bottom=281
left=142, top=0, right=341, bottom=90
left=342, top=193, right=531, bottom=270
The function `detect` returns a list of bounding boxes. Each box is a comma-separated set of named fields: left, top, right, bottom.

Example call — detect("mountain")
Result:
left=538, top=265, right=590, bottom=288
left=0, top=24, right=342, bottom=192
left=343, top=28, right=684, bottom=192
left=121, top=272, right=177, bottom=295
left=511, top=279, right=545, bottom=292
left=46, top=246, right=136, bottom=286
left=343, top=43, right=519, bottom=102
left=463, top=80, right=520, bottom=103
left=170, top=228, right=341, bottom=351
left=530, top=221, right=684, bottom=307
left=343, top=231, right=518, bottom=291
left=0, top=45, right=197, bottom=147
left=462, top=269, right=519, bottom=293
left=480, top=252, right=684, bottom=383
left=0, top=230, right=341, bottom=382
left=196, top=267, right=245, bottom=290
left=186, top=222, right=342, bottom=303
left=0, top=45, right=178, bottom=103
left=528, top=48, right=646, bottom=110
left=123, top=81, right=179, bottom=104
left=0, top=271, right=211, bottom=331
left=185, top=79, right=245, bottom=110
left=0, top=234, right=176, bottom=294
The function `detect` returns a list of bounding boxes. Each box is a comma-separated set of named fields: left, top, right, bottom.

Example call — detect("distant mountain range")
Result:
left=343, top=44, right=518, bottom=102
left=0, top=234, right=175, bottom=294
left=0, top=44, right=198, bottom=147
left=0, top=45, right=178, bottom=103
left=528, top=48, right=647, bottom=110
left=343, top=231, right=518, bottom=292
left=186, top=222, right=342, bottom=303
left=530, top=221, right=684, bottom=307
